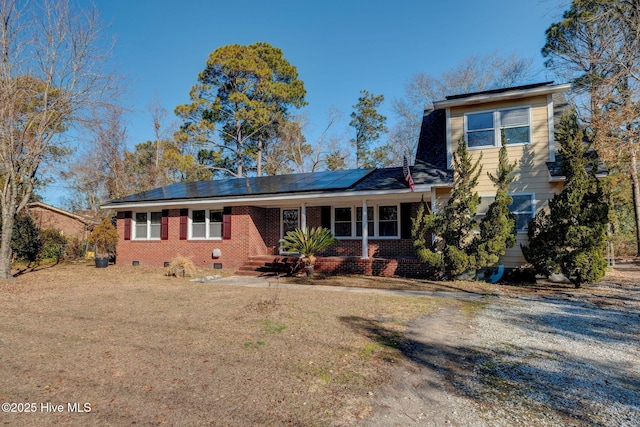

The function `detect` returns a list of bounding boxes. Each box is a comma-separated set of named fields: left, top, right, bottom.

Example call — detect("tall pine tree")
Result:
left=414, top=141, right=482, bottom=279
left=522, top=111, right=608, bottom=288
left=476, top=143, right=517, bottom=272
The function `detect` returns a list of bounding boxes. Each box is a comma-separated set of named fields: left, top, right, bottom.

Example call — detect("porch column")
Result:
left=301, top=203, right=307, bottom=230
left=361, top=199, right=369, bottom=259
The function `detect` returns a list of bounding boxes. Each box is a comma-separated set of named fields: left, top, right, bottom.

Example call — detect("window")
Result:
left=467, top=112, right=495, bottom=148
left=475, top=194, right=535, bottom=232
left=334, top=205, right=399, bottom=238
left=134, top=211, right=161, bottom=239
left=465, top=107, right=530, bottom=148
left=135, top=212, right=147, bottom=238
left=500, top=108, right=530, bottom=145
left=334, top=207, right=352, bottom=237
left=191, top=209, right=223, bottom=239
left=356, top=206, right=374, bottom=237
left=378, top=206, right=398, bottom=237
left=508, top=194, right=535, bottom=231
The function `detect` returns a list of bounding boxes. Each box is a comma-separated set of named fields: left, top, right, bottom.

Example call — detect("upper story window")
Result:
left=465, top=106, right=530, bottom=149
left=191, top=209, right=223, bottom=239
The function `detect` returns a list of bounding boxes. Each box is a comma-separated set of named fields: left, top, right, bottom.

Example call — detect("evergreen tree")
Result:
left=10, top=214, right=42, bottom=263
left=522, top=111, right=608, bottom=288
left=414, top=141, right=482, bottom=278
left=411, top=197, right=441, bottom=270
left=476, top=143, right=517, bottom=272
left=175, top=42, right=306, bottom=178
left=349, top=90, right=388, bottom=168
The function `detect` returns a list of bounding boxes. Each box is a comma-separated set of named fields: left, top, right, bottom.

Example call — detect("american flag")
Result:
left=403, top=156, right=415, bottom=191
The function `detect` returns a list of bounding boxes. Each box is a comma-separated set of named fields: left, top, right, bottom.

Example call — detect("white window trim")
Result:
left=474, top=193, right=535, bottom=233
left=464, top=105, right=532, bottom=150
left=132, top=211, right=162, bottom=240
left=189, top=208, right=224, bottom=240
left=509, top=193, right=536, bottom=233
left=333, top=204, right=400, bottom=240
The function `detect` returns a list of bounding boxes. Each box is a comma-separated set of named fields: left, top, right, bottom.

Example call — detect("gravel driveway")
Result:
left=358, top=279, right=640, bottom=426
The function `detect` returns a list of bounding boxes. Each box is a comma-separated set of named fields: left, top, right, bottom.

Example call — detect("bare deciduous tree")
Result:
left=391, top=52, right=536, bottom=165
left=0, top=0, right=116, bottom=278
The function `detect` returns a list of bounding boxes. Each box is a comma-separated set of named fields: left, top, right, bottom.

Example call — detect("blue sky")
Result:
left=46, top=0, right=568, bottom=206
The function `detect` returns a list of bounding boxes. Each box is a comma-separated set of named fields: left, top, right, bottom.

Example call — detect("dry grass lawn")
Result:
left=0, top=263, right=461, bottom=426
left=1, top=261, right=637, bottom=426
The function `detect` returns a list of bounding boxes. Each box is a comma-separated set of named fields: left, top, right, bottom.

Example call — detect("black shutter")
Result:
left=179, top=209, right=188, bottom=240
left=400, top=203, right=412, bottom=239
left=320, top=206, right=331, bottom=230
left=161, top=210, right=169, bottom=240
left=222, top=207, right=232, bottom=240
left=124, top=211, right=132, bottom=240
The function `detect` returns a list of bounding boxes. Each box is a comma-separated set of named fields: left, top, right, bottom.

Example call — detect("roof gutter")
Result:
left=100, top=184, right=437, bottom=210
left=433, top=83, right=571, bottom=109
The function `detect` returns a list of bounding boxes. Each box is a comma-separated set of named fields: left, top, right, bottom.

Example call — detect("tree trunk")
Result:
left=0, top=207, right=15, bottom=279
left=630, top=150, right=640, bottom=257
left=235, top=121, right=243, bottom=178
left=256, top=136, right=263, bottom=177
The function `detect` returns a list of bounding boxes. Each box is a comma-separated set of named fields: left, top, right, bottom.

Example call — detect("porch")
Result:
left=236, top=255, right=431, bottom=278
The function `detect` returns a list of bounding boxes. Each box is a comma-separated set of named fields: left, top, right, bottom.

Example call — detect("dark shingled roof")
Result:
left=106, top=161, right=455, bottom=206
left=546, top=150, right=608, bottom=178
left=107, top=168, right=375, bottom=204
left=415, top=108, right=448, bottom=170
left=351, top=162, right=452, bottom=191
left=444, top=81, right=555, bottom=101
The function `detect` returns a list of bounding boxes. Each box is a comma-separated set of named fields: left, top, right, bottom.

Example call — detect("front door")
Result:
left=280, top=209, right=299, bottom=254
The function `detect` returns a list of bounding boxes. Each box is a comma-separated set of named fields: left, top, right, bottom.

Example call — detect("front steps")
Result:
left=235, top=255, right=301, bottom=277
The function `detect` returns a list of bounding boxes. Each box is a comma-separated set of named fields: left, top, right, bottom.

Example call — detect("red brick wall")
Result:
left=115, top=207, right=268, bottom=269
left=28, top=206, right=91, bottom=239
left=265, top=208, right=280, bottom=253
left=315, top=256, right=431, bottom=278
left=115, top=203, right=420, bottom=270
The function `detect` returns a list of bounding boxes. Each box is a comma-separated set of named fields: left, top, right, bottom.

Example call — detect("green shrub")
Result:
left=522, top=111, right=608, bottom=287
left=11, top=214, right=42, bottom=262
left=88, top=218, right=118, bottom=258
left=40, top=229, right=68, bottom=261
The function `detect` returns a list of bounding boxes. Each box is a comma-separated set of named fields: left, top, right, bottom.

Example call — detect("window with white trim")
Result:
left=334, top=207, right=352, bottom=237
left=356, top=206, right=374, bottom=237
left=378, top=206, right=398, bottom=237
left=134, top=211, right=161, bottom=239
left=191, top=209, right=223, bottom=239
left=508, top=194, right=535, bottom=231
left=465, top=106, right=530, bottom=148
left=334, top=205, right=399, bottom=238
left=475, top=193, right=535, bottom=232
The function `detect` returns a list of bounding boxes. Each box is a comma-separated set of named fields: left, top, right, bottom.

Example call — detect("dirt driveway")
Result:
left=357, top=266, right=640, bottom=426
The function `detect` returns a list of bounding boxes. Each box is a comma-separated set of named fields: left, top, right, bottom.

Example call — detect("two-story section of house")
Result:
left=102, top=82, right=570, bottom=275
left=427, top=81, right=571, bottom=267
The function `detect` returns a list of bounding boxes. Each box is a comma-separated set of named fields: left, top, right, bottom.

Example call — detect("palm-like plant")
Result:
left=279, top=227, right=336, bottom=276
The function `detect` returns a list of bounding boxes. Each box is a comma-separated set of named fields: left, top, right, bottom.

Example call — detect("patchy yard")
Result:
left=0, top=262, right=638, bottom=426
left=0, top=263, right=448, bottom=426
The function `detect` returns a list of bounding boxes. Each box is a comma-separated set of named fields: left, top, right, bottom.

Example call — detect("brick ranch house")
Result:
left=102, top=82, right=572, bottom=276
left=27, top=202, right=98, bottom=240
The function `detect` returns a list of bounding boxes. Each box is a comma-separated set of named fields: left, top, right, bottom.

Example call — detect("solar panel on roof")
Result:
left=107, top=168, right=374, bottom=204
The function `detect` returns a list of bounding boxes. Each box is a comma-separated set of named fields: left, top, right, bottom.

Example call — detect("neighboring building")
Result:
left=102, top=82, right=571, bottom=275
left=27, top=202, right=98, bottom=240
